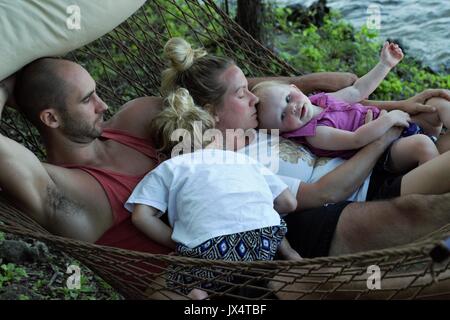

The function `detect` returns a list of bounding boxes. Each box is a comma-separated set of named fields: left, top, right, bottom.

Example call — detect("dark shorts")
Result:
left=366, top=152, right=403, bottom=201
left=284, top=201, right=351, bottom=258
left=167, top=221, right=287, bottom=295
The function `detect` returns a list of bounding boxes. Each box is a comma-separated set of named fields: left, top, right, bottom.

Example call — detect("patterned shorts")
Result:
left=166, top=220, right=287, bottom=295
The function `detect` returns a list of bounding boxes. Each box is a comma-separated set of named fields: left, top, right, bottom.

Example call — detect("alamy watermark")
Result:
left=169, top=122, right=280, bottom=174
left=66, top=264, right=81, bottom=290
left=66, top=5, right=81, bottom=30
left=366, top=4, right=381, bottom=30
left=366, top=265, right=381, bottom=289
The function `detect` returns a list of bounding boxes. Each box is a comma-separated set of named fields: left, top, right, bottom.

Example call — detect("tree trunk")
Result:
left=236, top=0, right=264, bottom=43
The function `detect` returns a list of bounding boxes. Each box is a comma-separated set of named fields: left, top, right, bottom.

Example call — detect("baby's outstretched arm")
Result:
left=329, top=41, right=404, bottom=103
left=306, top=110, right=410, bottom=150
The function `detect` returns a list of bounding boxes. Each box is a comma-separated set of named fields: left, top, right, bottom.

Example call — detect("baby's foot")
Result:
left=188, top=288, right=209, bottom=300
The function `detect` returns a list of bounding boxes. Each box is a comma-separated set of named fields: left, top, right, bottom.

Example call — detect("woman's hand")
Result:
left=398, top=89, right=450, bottom=115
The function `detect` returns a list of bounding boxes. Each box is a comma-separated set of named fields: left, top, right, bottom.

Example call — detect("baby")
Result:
left=254, top=42, right=450, bottom=173
left=125, top=88, right=300, bottom=298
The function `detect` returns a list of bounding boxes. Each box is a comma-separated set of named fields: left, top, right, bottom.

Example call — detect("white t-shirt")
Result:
left=238, top=131, right=370, bottom=202
left=125, top=149, right=287, bottom=248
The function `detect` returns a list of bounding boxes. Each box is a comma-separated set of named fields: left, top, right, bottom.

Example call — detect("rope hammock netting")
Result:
left=1, top=0, right=450, bottom=300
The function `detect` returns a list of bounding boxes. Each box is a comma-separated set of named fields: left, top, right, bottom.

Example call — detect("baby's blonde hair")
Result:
left=150, top=88, right=215, bottom=155
left=251, top=80, right=291, bottom=130
left=251, top=80, right=289, bottom=97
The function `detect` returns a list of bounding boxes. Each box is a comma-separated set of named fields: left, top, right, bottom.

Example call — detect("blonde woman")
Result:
left=160, top=37, right=450, bottom=259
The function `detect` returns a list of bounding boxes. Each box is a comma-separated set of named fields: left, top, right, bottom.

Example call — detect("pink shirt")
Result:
left=282, top=92, right=381, bottom=159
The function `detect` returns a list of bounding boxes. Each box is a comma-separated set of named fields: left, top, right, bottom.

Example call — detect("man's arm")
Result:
left=0, top=79, right=50, bottom=216
left=248, top=72, right=357, bottom=94
left=0, top=134, right=55, bottom=226
left=361, top=89, right=450, bottom=115
left=360, top=99, right=400, bottom=111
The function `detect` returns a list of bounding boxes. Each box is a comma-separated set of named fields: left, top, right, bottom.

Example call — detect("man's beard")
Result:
left=60, top=110, right=102, bottom=143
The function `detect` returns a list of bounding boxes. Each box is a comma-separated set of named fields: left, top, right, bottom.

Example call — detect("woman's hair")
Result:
left=150, top=87, right=215, bottom=155
left=161, top=37, right=235, bottom=111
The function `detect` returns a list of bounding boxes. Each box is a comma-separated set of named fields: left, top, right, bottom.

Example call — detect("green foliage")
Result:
left=0, top=263, right=28, bottom=288
left=42, top=262, right=121, bottom=300
left=273, top=9, right=449, bottom=101
left=0, top=232, right=4, bottom=243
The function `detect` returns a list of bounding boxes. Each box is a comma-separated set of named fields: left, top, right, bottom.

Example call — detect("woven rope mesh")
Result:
left=1, top=0, right=450, bottom=299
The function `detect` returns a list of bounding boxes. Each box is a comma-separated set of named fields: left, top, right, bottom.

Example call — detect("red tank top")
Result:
left=63, top=128, right=171, bottom=255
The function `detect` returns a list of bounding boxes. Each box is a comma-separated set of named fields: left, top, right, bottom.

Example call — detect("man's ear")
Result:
left=39, top=108, right=60, bottom=128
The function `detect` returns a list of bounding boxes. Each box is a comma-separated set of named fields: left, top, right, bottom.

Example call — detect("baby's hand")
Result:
left=380, top=41, right=404, bottom=68
left=386, top=109, right=410, bottom=127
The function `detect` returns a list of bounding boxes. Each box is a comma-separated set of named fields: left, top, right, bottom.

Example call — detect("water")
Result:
left=276, top=0, right=450, bottom=72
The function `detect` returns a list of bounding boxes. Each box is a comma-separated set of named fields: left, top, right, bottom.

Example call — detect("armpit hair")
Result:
left=45, top=185, right=84, bottom=218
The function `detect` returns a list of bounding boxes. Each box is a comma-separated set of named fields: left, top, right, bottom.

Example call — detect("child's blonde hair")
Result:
left=150, top=87, right=215, bottom=155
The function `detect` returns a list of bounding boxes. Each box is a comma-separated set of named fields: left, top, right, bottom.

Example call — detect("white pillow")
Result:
left=0, top=0, right=146, bottom=80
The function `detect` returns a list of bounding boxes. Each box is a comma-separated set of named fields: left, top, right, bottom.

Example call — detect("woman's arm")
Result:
left=248, top=72, right=357, bottom=95
left=131, top=204, right=176, bottom=249
left=296, top=127, right=402, bottom=210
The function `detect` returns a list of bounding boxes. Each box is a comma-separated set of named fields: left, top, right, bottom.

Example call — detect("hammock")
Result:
left=1, top=0, right=450, bottom=300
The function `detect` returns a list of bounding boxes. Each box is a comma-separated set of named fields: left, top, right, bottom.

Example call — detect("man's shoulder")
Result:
left=119, top=96, right=163, bottom=111
left=105, top=96, right=164, bottom=137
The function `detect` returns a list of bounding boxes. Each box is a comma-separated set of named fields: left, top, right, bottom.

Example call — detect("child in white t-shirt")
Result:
left=125, top=88, right=300, bottom=297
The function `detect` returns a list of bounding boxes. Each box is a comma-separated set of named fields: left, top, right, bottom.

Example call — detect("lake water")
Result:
left=277, top=0, right=450, bottom=72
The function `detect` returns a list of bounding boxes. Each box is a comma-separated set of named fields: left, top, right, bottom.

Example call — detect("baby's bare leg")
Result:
left=411, top=97, right=450, bottom=153
left=427, top=97, right=450, bottom=129
left=427, top=97, right=450, bottom=153
left=387, top=135, right=439, bottom=172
